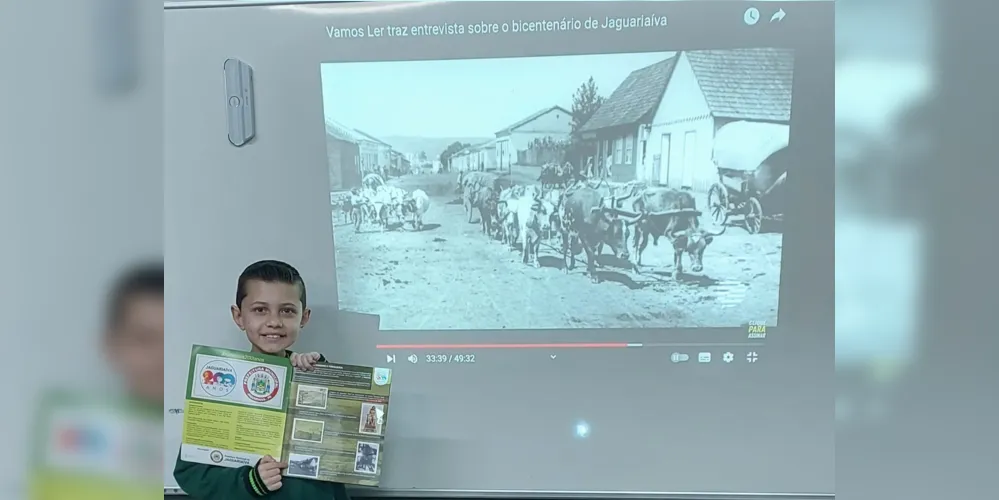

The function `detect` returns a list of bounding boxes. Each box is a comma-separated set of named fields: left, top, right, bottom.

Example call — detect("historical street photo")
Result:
left=291, top=418, right=325, bottom=443
left=296, top=385, right=328, bottom=409
left=321, top=48, right=794, bottom=330
left=287, top=453, right=321, bottom=478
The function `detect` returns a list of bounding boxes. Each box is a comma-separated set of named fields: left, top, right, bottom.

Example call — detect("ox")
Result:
left=495, top=185, right=542, bottom=245
left=628, top=187, right=726, bottom=276
left=401, top=189, right=431, bottom=231
left=371, top=185, right=406, bottom=230
left=516, top=197, right=556, bottom=267
left=476, top=186, right=500, bottom=237
left=560, top=187, right=640, bottom=283
left=459, top=172, right=499, bottom=222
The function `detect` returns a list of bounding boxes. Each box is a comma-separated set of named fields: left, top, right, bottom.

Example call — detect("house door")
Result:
left=682, top=131, right=697, bottom=188
left=659, top=133, right=672, bottom=185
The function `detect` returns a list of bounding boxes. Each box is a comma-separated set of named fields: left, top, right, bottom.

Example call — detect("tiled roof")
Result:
left=579, top=57, right=677, bottom=133
left=685, top=48, right=795, bottom=121
left=495, top=105, right=573, bottom=136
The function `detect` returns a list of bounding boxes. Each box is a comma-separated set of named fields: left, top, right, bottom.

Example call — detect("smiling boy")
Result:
left=174, top=260, right=350, bottom=500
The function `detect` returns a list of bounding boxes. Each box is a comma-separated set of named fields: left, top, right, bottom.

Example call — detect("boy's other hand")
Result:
left=257, top=455, right=287, bottom=491
left=291, top=351, right=322, bottom=371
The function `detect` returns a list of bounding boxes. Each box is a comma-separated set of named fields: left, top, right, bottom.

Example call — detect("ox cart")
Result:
left=706, top=162, right=786, bottom=235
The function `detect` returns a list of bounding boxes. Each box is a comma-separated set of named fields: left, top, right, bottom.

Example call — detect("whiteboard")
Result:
left=165, top=0, right=835, bottom=496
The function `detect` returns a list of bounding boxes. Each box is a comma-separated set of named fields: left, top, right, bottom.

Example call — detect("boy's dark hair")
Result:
left=236, top=260, right=307, bottom=309
left=106, top=262, right=164, bottom=331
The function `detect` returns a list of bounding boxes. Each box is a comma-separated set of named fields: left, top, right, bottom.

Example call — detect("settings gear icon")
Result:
left=722, top=352, right=734, bottom=363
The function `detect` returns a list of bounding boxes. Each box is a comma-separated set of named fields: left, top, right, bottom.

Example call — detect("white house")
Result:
left=353, top=129, right=392, bottom=173
left=493, top=105, right=573, bottom=169
left=579, top=48, right=795, bottom=191
left=324, top=119, right=362, bottom=191
left=452, top=148, right=472, bottom=172
left=467, top=139, right=497, bottom=172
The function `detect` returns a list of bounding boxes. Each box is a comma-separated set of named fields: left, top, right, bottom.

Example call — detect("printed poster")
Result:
left=282, top=362, right=392, bottom=486
left=180, top=346, right=292, bottom=469
left=29, top=390, right=162, bottom=500
left=180, top=345, right=393, bottom=486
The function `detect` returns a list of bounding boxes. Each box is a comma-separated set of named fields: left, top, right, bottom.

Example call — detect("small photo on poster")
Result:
left=291, top=418, right=325, bottom=443
left=296, top=385, right=328, bottom=410
left=358, top=403, right=384, bottom=435
left=287, top=453, right=320, bottom=479
left=353, top=441, right=379, bottom=475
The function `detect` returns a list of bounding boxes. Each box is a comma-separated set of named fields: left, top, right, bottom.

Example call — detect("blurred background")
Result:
left=1, top=0, right=994, bottom=499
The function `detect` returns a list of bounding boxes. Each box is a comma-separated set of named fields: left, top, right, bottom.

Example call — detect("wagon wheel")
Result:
left=744, top=197, right=763, bottom=234
left=707, top=183, right=728, bottom=226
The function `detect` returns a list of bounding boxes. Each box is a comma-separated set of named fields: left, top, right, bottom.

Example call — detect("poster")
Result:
left=282, top=362, right=392, bottom=486
left=29, top=390, right=162, bottom=500
left=180, top=346, right=291, bottom=469
left=180, top=345, right=392, bottom=486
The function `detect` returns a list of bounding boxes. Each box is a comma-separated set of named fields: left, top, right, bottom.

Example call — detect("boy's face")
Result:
left=231, top=279, right=310, bottom=355
left=106, top=293, right=164, bottom=404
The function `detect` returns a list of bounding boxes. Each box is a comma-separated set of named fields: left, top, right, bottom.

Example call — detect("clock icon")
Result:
left=744, top=7, right=761, bottom=25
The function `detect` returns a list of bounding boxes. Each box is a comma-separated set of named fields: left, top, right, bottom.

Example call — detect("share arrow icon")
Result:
left=770, top=8, right=786, bottom=23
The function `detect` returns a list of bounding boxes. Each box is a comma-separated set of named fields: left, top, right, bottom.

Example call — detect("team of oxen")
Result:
left=342, top=173, right=431, bottom=231
left=456, top=170, right=727, bottom=283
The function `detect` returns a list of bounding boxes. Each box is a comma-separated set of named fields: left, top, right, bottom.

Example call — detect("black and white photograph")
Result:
left=287, top=453, right=321, bottom=479
left=322, top=48, right=794, bottom=330
left=291, top=418, right=325, bottom=443
left=358, top=403, right=384, bottom=436
left=295, top=385, right=328, bottom=409
left=353, top=441, right=379, bottom=475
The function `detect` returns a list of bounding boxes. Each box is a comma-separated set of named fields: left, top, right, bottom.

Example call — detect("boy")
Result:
left=30, top=263, right=165, bottom=500
left=175, top=260, right=350, bottom=500
left=104, top=262, right=165, bottom=407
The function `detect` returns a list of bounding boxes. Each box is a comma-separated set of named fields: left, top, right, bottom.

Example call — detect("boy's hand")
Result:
left=256, top=455, right=287, bottom=492
left=290, top=352, right=322, bottom=371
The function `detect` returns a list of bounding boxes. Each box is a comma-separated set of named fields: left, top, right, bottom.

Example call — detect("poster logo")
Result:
left=200, top=360, right=237, bottom=397
left=210, top=450, right=224, bottom=463
left=373, top=368, right=391, bottom=386
left=243, top=366, right=280, bottom=402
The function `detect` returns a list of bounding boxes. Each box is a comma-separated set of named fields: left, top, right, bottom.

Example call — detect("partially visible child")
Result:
left=104, top=262, right=165, bottom=406
left=175, top=260, right=349, bottom=500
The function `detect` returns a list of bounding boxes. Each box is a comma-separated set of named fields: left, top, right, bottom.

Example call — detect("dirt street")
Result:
left=332, top=171, right=782, bottom=330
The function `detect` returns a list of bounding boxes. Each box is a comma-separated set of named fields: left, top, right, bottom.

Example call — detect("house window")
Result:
left=614, top=137, right=623, bottom=164
left=624, top=133, right=635, bottom=164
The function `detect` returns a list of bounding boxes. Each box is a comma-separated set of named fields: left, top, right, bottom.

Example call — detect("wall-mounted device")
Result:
left=222, top=58, right=255, bottom=147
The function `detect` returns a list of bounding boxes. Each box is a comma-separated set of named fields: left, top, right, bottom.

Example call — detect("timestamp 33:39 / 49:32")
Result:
left=425, top=353, right=476, bottom=363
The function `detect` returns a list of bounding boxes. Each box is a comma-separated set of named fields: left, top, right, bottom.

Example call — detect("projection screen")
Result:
left=165, top=0, right=833, bottom=496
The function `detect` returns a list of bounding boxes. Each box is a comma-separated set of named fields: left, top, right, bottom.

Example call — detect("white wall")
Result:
left=509, top=107, right=573, bottom=153
left=165, top=6, right=341, bottom=491
left=494, top=136, right=512, bottom=168
left=644, top=52, right=715, bottom=191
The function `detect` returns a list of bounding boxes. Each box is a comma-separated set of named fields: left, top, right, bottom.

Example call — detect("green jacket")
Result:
left=174, top=453, right=351, bottom=500
left=175, top=350, right=349, bottom=499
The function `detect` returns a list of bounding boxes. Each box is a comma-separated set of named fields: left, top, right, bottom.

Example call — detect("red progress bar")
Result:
left=376, top=343, right=628, bottom=349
